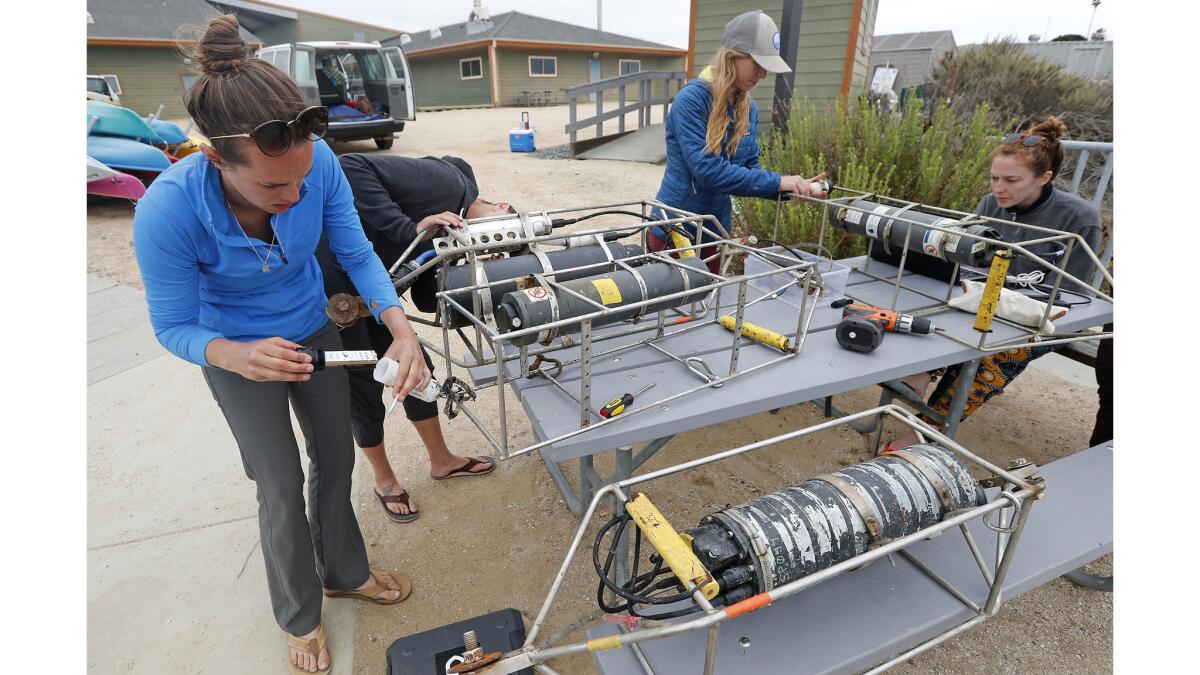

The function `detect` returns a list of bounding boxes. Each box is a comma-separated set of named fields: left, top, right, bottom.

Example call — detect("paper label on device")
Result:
left=325, top=350, right=378, bottom=364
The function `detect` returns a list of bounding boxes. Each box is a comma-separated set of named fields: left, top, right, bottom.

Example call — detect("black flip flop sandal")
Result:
left=374, top=487, right=419, bottom=523
left=431, top=456, right=496, bottom=480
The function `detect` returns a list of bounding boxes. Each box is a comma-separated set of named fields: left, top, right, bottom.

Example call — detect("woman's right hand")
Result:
left=207, top=337, right=314, bottom=382
left=779, top=172, right=828, bottom=198
left=415, top=211, right=465, bottom=240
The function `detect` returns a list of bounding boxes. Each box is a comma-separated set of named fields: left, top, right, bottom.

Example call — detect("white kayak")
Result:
left=87, top=156, right=118, bottom=183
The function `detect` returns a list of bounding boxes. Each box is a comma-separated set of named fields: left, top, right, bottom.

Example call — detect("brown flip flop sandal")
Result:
left=287, top=624, right=331, bottom=674
left=374, top=487, right=419, bottom=523
left=324, top=568, right=412, bottom=605
left=432, top=456, right=496, bottom=480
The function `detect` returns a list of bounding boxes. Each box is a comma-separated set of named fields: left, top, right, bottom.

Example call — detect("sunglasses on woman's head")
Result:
left=1002, top=132, right=1051, bottom=147
left=208, top=106, right=329, bottom=157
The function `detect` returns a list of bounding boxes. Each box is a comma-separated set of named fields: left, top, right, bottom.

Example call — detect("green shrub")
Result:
left=735, top=95, right=1005, bottom=258
left=928, top=38, right=1112, bottom=142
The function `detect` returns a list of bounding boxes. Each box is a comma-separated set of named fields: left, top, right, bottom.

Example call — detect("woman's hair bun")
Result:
left=195, top=15, right=249, bottom=75
left=1029, top=115, right=1068, bottom=141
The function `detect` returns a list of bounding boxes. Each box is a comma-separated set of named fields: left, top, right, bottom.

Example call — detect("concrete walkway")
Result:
left=87, top=275, right=356, bottom=674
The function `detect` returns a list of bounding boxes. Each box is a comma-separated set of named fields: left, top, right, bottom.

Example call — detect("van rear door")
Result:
left=382, top=47, right=416, bottom=121
left=291, top=45, right=320, bottom=107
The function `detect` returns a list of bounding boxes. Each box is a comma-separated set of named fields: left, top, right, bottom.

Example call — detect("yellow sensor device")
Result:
left=625, top=493, right=719, bottom=600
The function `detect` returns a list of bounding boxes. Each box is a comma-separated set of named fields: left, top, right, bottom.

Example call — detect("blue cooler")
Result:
left=509, top=128, right=535, bottom=152
left=509, top=111, right=535, bottom=152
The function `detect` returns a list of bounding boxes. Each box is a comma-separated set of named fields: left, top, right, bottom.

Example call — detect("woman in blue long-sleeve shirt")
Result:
left=132, top=16, right=417, bottom=674
left=651, top=10, right=826, bottom=271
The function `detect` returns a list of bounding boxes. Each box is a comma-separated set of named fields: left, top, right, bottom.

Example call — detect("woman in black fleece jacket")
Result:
left=316, top=154, right=517, bottom=522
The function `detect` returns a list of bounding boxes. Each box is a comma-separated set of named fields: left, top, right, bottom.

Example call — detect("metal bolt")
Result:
left=725, top=530, right=735, bottom=538
left=463, top=631, right=480, bottom=652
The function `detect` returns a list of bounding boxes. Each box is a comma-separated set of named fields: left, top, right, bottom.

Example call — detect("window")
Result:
left=362, top=51, right=387, bottom=81
left=181, top=75, right=198, bottom=91
left=293, top=50, right=315, bottom=85
left=87, top=77, right=107, bottom=95
left=528, top=56, right=557, bottom=77
left=384, top=48, right=407, bottom=80
left=275, top=47, right=292, bottom=73
left=619, top=59, right=641, bottom=76
left=460, top=57, right=483, bottom=80
left=100, top=74, right=122, bottom=95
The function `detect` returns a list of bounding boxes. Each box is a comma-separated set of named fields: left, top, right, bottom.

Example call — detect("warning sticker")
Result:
left=845, top=208, right=863, bottom=226
left=591, top=278, right=623, bottom=305
left=523, top=286, right=550, bottom=302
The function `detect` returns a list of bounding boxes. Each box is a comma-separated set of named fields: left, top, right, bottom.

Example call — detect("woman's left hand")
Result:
left=379, top=308, right=430, bottom=399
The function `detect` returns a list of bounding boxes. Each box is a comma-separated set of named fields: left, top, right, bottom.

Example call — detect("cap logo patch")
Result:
left=772, top=32, right=780, bottom=50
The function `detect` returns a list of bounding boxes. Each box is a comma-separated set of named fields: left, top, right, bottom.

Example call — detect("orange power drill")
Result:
left=831, top=299, right=933, bottom=353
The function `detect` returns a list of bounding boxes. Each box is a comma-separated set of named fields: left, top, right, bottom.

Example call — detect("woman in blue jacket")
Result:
left=652, top=10, right=826, bottom=270
left=132, top=16, right=419, bottom=674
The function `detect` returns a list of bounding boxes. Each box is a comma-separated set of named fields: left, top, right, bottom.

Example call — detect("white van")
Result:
left=256, top=41, right=416, bottom=150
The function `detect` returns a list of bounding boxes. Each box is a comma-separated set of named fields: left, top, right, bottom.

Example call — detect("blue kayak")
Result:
left=88, top=101, right=162, bottom=144
left=149, top=119, right=189, bottom=145
left=87, top=135, right=172, bottom=173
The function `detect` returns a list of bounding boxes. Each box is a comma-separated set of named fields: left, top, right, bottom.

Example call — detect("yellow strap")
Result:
left=718, top=315, right=791, bottom=351
left=974, top=249, right=1012, bottom=333
left=669, top=231, right=697, bottom=258
left=587, top=635, right=623, bottom=652
left=625, top=493, right=719, bottom=599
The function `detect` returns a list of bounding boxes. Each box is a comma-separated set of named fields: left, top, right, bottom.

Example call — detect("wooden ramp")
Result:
left=575, top=124, right=666, bottom=164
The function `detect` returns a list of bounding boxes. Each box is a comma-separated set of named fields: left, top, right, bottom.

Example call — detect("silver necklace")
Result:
left=226, top=199, right=280, bottom=273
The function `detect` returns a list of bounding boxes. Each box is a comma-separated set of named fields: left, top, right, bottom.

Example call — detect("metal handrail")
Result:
left=1059, top=139, right=1113, bottom=287
left=564, top=70, right=687, bottom=155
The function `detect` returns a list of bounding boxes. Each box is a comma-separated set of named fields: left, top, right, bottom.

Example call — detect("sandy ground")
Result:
left=87, top=104, right=1111, bottom=674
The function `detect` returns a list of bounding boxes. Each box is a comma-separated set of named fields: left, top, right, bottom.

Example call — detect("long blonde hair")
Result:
left=704, top=48, right=752, bottom=157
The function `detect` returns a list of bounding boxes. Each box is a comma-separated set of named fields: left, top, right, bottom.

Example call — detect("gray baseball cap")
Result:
left=722, top=10, right=791, bottom=74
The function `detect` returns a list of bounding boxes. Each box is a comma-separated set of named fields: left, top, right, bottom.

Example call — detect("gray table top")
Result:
left=468, top=257, right=1112, bottom=462
left=588, top=441, right=1113, bottom=675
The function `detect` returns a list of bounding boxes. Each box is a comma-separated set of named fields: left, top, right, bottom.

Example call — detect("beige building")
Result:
left=384, top=11, right=687, bottom=109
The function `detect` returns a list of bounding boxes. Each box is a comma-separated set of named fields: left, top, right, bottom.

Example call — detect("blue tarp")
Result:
left=328, top=104, right=388, bottom=122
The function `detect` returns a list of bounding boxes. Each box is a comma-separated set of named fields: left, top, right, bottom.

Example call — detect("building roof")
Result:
left=384, top=10, right=683, bottom=55
left=872, top=30, right=955, bottom=53
left=87, top=0, right=262, bottom=44
left=211, top=0, right=405, bottom=34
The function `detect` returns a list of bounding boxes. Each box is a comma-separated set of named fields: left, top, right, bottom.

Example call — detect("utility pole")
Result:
left=597, top=0, right=602, bottom=31
left=772, top=0, right=804, bottom=133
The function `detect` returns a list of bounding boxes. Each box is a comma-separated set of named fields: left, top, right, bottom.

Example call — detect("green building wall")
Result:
left=87, top=46, right=194, bottom=119
left=692, top=0, right=877, bottom=130
left=410, top=50, right=493, bottom=109
left=495, top=49, right=685, bottom=107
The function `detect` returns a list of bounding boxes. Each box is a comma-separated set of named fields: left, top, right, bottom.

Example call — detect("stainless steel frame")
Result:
left=468, top=404, right=1046, bottom=674
left=397, top=200, right=824, bottom=461
left=777, top=188, right=1114, bottom=353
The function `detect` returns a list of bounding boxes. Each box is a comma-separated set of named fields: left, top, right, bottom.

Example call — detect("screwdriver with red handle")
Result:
left=599, top=383, right=656, bottom=418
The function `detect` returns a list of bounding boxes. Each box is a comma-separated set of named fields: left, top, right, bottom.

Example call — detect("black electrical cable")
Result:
left=957, top=268, right=1095, bottom=308
left=592, top=512, right=698, bottom=610
left=551, top=210, right=654, bottom=228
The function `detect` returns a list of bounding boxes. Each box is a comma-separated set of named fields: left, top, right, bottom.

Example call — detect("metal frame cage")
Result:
left=446, top=405, right=1047, bottom=675
left=776, top=188, right=1114, bottom=354
left=387, top=199, right=826, bottom=461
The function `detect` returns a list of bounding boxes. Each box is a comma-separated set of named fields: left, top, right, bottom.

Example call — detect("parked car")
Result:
left=256, top=41, right=415, bottom=149
left=87, top=75, right=120, bottom=106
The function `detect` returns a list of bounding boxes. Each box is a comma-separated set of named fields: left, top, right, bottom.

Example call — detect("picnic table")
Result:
left=469, top=255, right=1113, bottom=517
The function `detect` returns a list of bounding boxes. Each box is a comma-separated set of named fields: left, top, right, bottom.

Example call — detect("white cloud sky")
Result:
left=270, top=0, right=1115, bottom=49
